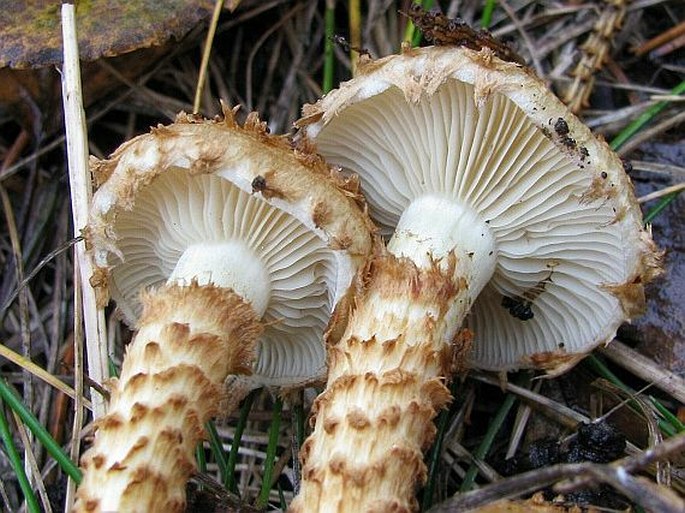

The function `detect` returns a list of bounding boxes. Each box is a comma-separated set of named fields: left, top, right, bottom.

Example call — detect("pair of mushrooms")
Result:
left=74, top=44, right=659, bottom=513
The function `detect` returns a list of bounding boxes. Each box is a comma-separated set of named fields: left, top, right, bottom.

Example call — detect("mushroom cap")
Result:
left=87, top=106, right=375, bottom=386
left=297, top=46, right=661, bottom=374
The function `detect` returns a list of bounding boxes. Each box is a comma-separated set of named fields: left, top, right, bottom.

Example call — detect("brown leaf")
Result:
left=0, top=0, right=216, bottom=69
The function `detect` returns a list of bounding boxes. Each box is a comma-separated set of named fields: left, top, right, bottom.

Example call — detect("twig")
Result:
left=60, top=3, right=108, bottom=419
left=428, top=433, right=685, bottom=513
left=555, top=463, right=684, bottom=513
left=588, top=378, right=670, bottom=485
left=634, top=19, right=685, bottom=56
left=600, top=341, right=685, bottom=404
left=650, top=32, right=685, bottom=58
left=471, top=372, right=588, bottom=428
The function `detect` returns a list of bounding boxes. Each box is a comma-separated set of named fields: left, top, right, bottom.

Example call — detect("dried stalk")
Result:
left=60, top=3, right=109, bottom=419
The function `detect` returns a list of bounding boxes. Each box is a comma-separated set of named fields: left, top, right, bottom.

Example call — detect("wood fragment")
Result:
left=403, top=3, right=526, bottom=65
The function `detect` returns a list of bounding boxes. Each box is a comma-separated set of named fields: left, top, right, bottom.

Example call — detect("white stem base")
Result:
left=387, top=195, right=497, bottom=330
left=388, top=195, right=497, bottom=300
left=167, top=240, right=270, bottom=316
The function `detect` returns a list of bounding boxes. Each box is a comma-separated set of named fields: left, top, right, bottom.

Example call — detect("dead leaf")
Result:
left=0, top=0, right=216, bottom=68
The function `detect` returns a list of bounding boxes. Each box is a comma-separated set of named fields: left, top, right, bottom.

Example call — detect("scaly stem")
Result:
left=291, top=197, right=496, bottom=512
left=74, top=283, right=261, bottom=513
left=291, top=252, right=475, bottom=513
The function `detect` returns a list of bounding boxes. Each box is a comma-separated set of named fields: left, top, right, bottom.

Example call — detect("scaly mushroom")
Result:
left=291, top=45, right=661, bottom=512
left=73, top=106, right=374, bottom=513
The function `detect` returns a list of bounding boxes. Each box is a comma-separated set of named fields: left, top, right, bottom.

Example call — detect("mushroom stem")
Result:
left=387, top=195, right=497, bottom=290
left=167, top=240, right=271, bottom=316
left=291, top=248, right=480, bottom=513
left=74, top=283, right=261, bottom=513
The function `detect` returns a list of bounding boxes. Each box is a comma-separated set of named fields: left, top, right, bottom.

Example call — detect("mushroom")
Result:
left=290, top=46, right=661, bottom=512
left=73, top=106, right=374, bottom=513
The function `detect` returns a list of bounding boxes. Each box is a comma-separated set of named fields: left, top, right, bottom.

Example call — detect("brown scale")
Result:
left=501, top=264, right=557, bottom=321
left=563, top=0, right=627, bottom=113
left=404, top=3, right=526, bottom=66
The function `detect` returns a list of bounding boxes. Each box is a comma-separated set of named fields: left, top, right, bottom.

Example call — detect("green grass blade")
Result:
left=205, top=420, right=228, bottom=482
left=421, top=396, right=452, bottom=510
left=481, top=0, right=497, bottom=28
left=277, top=481, right=287, bottom=510
left=323, top=0, right=336, bottom=94
left=255, top=395, right=283, bottom=509
left=610, top=80, right=685, bottom=151
left=225, top=388, right=259, bottom=493
left=195, top=442, right=207, bottom=487
left=609, top=82, right=684, bottom=221
left=650, top=397, right=685, bottom=433
left=0, top=398, right=41, bottom=513
left=412, top=0, right=435, bottom=47
left=460, top=392, right=517, bottom=491
left=403, top=0, right=435, bottom=47
left=460, top=374, right=531, bottom=492
left=643, top=191, right=680, bottom=224
left=586, top=355, right=682, bottom=435
left=0, top=379, right=81, bottom=483
left=107, top=356, right=118, bottom=379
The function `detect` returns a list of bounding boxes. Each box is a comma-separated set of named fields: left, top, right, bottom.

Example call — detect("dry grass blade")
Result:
left=60, top=3, right=108, bottom=419
left=632, top=160, right=685, bottom=177
left=193, top=0, right=225, bottom=113
left=638, top=182, right=685, bottom=203
left=497, top=0, right=543, bottom=75
left=615, top=108, right=685, bottom=156
left=505, top=380, right=543, bottom=459
left=562, top=0, right=627, bottom=114
left=11, top=409, right=52, bottom=512
left=0, top=344, right=90, bottom=409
